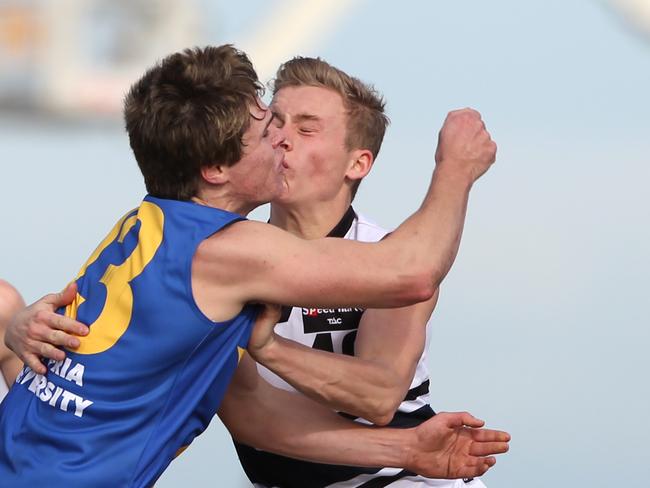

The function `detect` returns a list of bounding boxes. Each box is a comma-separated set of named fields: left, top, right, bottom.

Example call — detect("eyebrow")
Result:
left=294, top=113, right=321, bottom=123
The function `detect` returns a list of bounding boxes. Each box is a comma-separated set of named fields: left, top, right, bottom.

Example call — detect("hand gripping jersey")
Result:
left=234, top=208, right=482, bottom=488
left=0, top=195, right=257, bottom=488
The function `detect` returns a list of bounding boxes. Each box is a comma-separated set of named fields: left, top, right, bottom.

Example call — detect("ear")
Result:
left=201, top=164, right=229, bottom=185
left=345, top=149, right=374, bottom=183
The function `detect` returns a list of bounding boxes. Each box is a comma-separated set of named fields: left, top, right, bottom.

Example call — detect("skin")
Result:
left=0, top=280, right=24, bottom=387
left=243, top=85, right=442, bottom=426
left=4, top=92, right=504, bottom=478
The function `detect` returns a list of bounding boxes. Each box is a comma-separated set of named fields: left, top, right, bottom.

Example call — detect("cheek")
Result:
left=303, top=149, right=333, bottom=179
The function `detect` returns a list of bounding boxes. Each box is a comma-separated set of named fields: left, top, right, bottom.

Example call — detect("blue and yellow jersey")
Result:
left=0, top=195, right=257, bottom=487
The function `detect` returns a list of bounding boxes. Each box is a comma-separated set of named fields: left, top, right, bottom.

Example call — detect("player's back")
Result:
left=0, top=196, right=256, bottom=487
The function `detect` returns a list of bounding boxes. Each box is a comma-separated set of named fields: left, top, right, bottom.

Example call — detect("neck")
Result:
left=270, top=196, right=352, bottom=239
left=194, top=189, right=256, bottom=216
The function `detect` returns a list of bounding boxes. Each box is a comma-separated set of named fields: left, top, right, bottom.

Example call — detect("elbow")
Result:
left=396, top=273, right=436, bottom=306
left=363, top=395, right=404, bottom=427
left=367, top=410, right=395, bottom=427
left=413, top=275, right=437, bottom=303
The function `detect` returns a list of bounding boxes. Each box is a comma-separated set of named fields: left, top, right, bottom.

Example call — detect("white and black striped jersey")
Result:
left=233, top=208, right=484, bottom=487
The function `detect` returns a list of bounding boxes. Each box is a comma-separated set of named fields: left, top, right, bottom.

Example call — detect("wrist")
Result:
left=433, top=161, right=475, bottom=190
left=399, top=427, right=419, bottom=471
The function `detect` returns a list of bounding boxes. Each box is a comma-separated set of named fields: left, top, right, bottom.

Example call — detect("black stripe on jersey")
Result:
left=403, top=379, right=430, bottom=402
left=234, top=440, right=384, bottom=488
left=338, top=404, right=435, bottom=427
left=386, top=404, right=435, bottom=428
left=355, top=469, right=417, bottom=488
left=327, top=206, right=356, bottom=238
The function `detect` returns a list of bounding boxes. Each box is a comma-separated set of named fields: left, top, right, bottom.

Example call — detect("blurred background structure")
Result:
left=1, top=1, right=649, bottom=486
left=0, top=0, right=201, bottom=115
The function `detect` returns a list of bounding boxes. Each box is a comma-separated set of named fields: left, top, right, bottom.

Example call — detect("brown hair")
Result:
left=124, top=45, right=263, bottom=200
left=272, top=57, right=389, bottom=197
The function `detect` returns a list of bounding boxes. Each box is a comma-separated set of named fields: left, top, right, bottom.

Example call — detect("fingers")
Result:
left=440, top=411, right=485, bottom=429
left=58, top=282, right=78, bottom=307
left=471, top=427, right=511, bottom=443
left=458, top=411, right=484, bottom=428
left=23, top=328, right=68, bottom=362
left=34, top=310, right=89, bottom=338
left=52, top=313, right=89, bottom=337
left=469, top=441, right=510, bottom=457
left=27, top=313, right=88, bottom=356
left=455, top=456, right=496, bottom=479
left=38, top=341, right=67, bottom=363
left=42, top=282, right=78, bottom=308
left=45, top=328, right=81, bottom=349
left=11, top=307, right=89, bottom=369
left=23, top=352, right=47, bottom=375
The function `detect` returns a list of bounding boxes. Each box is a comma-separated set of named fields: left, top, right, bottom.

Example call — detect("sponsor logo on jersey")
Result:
left=301, top=307, right=364, bottom=333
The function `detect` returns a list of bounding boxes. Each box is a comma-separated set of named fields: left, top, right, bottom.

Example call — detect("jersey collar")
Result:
left=327, top=206, right=357, bottom=238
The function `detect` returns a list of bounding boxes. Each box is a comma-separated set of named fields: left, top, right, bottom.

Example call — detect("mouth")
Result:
left=277, top=154, right=289, bottom=173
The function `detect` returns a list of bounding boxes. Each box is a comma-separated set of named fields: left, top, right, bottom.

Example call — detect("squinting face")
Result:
left=226, top=100, right=287, bottom=210
left=270, top=86, right=356, bottom=207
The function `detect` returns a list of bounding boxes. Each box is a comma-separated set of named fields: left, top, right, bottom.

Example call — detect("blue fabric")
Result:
left=0, top=195, right=256, bottom=487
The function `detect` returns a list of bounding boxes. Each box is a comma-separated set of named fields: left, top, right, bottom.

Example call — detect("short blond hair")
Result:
left=272, top=57, right=389, bottom=197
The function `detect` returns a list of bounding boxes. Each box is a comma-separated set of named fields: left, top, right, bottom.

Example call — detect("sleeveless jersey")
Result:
left=234, top=207, right=455, bottom=488
left=0, top=195, right=257, bottom=488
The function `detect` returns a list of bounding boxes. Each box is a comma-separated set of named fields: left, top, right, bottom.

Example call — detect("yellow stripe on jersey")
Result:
left=237, top=346, right=246, bottom=362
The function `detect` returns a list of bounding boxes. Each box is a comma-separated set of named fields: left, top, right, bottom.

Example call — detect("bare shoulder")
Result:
left=0, top=279, right=21, bottom=299
left=196, top=219, right=293, bottom=264
left=0, top=280, right=24, bottom=323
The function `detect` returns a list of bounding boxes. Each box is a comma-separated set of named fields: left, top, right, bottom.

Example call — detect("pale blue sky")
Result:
left=1, top=1, right=648, bottom=486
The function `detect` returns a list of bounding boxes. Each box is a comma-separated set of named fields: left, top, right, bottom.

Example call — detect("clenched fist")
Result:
left=435, top=108, right=497, bottom=183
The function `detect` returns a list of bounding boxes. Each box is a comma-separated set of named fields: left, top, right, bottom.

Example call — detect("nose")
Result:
left=271, top=124, right=292, bottom=151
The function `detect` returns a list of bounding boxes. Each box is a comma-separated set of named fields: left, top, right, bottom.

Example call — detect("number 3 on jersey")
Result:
left=65, top=201, right=164, bottom=355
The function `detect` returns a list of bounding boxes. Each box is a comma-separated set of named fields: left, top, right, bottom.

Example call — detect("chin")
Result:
left=273, top=182, right=291, bottom=200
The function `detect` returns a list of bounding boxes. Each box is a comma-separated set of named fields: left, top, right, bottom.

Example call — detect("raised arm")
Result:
left=0, top=280, right=27, bottom=385
left=195, top=109, right=496, bottom=314
left=220, top=354, right=509, bottom=479
left=247, top=293, right=438, bottom=425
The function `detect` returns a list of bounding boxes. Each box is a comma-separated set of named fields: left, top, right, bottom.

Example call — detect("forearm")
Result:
left=220, top=375, right=412, bottom=467
left=254, top=335, right=405, bottom=424
left=221, top=357, right=509, bottom=479
left=384, top=167, right=472, bottom=294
